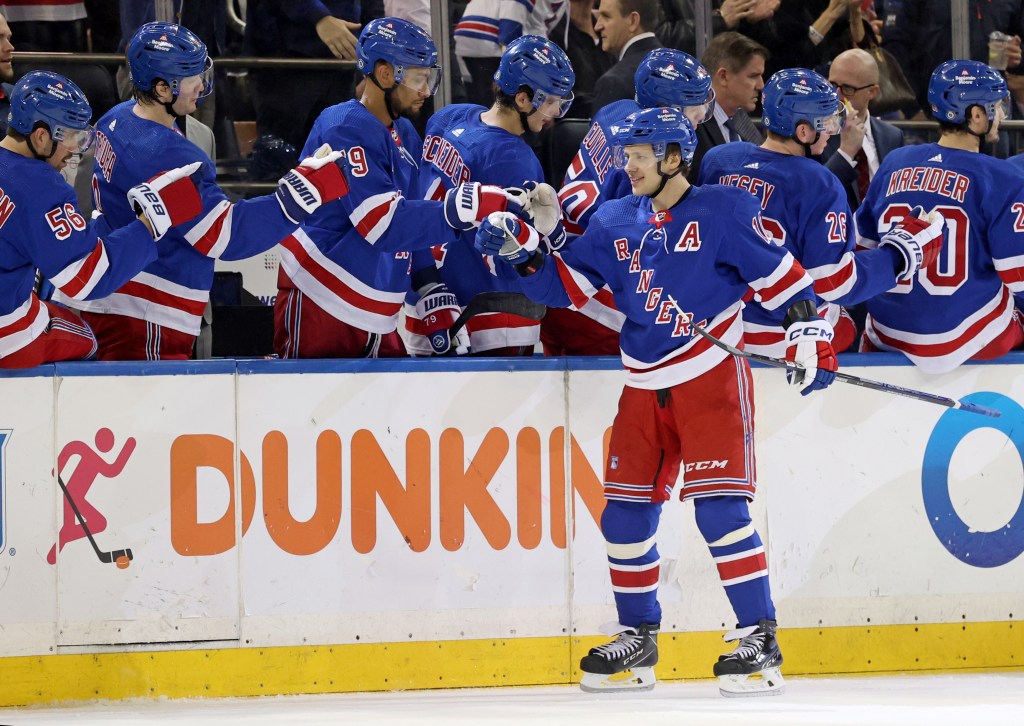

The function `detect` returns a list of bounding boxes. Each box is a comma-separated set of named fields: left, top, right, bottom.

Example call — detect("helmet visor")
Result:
left=682, top=87, right=716, bottom=125
left=197, top=56, right=215, bottom=99
left=987, top=94, right=1011, bottom=121
left=400, top=65, right=442, bottom=96
left=54, top=124, right=96, bottom=154
left=816, top=103, right=847, bottom=135
left=534, top=88, right=574, bottom=118
left=611, top=143, right=664, bottom=170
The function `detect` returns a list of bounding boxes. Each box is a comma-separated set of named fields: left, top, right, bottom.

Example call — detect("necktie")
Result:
left=724, top=116, right=741, bottom=143
left=854, top=148, right=871, bottom=201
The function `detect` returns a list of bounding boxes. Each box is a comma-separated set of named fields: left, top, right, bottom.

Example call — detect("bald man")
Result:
left=824, top=48, right=904, bottom=210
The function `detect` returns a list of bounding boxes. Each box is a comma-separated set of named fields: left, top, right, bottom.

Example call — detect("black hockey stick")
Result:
left=665, top=295, right=1001, bottom=418
left=448, top=292, right=546, bottom=340
left=56, top=474, right=134, bottom=565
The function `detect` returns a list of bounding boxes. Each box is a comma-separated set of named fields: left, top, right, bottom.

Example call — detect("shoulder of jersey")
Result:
left=590, top=194, right=646, bottom=228
left=0, top=151, right=67, bottom=209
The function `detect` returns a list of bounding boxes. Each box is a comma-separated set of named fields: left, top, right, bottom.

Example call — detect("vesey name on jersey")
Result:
left=885, top=166, right=969, bottom=203
left=422, top=134, right=471, bottom=187
left=716, top=174, right=775, bottom=210
left=0, top=187, right=14, bottom=229
left=582, top=122, right=613, bottom=183
left=95, top=131, right=117, bottom=183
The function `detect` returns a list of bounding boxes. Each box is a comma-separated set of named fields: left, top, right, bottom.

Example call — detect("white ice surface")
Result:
left=1, top=673, right=1022, bottom=725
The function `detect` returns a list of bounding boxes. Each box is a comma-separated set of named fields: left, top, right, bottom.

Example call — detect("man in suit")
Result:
left=591, top=0, right=661, bottom=112
left=689, top=31, right=768, bottom=181
left=824, top=48, right=904, bottom=210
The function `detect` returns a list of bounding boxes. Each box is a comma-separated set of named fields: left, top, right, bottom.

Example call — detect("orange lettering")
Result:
left=440, top=428, right=511, bottom=551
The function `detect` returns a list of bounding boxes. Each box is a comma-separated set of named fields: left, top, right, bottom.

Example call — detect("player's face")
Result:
left=171, top=74, right=206, bottom=115
left=620, top=144, right=663, bottom=195
left=0, top=18, right=13, bottom=83
left=391, top=79, right=430, bottom=118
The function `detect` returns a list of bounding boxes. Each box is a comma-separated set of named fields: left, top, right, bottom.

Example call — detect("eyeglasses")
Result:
left=830, top=80, right=876, bottom=96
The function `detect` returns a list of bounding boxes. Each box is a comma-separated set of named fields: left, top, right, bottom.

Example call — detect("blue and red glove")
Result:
left=444, top=182, right=523, bottom=231
left=879, top=206, right=945, bottom=282
left=275, top=144, right=350, bottom=224
left=415, top=282, right=469, bottom=355
left=474, top=211, right=540, bottom=265
left=785, top=318, right=838, bottom=395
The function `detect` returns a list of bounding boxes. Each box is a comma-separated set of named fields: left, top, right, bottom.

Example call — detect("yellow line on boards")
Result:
left=0, top=622, right=1020, bottom=707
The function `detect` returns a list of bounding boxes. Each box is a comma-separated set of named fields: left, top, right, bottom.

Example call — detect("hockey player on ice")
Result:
left=476, top=107, right=941, bottom=696
left=273, top=17, right=523, bottom=358
left=549, top=48, right=716, bottom=355
left=57, top=22, right=351, bottom=360
left=404, top=34, right=575, bottom=356
left=856, top=59, right=1024, bottom=373
left=0, top=71, right=201, bottom=368
left=699, top=68, right=944, bottom=356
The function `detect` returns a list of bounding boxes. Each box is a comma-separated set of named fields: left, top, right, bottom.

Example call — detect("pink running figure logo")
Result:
left=47, top=428, right=135, bottom=565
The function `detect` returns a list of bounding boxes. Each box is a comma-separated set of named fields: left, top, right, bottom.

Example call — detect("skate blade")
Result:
left=580, top=667, right=656, bottom=693
left=717, top=667, right=785, bottom=698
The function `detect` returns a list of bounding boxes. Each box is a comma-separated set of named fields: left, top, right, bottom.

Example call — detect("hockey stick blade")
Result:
left=56, top=475, right=135, bottom=564
left=688, top=319, right=1001, bottom=418
left=448, top=292, right=546, bottom=340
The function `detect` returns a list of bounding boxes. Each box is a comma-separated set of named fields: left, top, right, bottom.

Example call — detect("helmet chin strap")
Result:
left=648, top=159, right=682, bottom=198
left=368, top=72, right=401, bottom=120
left=26, top=130, right=58, bottom=162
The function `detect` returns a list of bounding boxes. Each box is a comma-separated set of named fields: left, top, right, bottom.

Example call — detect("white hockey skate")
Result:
left=713, top=619, right=785, bottom=697
left=579, top=622, right=659, bottom=693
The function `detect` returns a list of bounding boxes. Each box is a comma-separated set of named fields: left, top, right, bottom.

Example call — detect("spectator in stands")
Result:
left=591, top=0, right=662, bottom=111
left=884, top=0, right=1024, bottom=118
left=454, top=0, right=566, bottom=107
left=0, top=0, right=86, bottom=52
left=823, top=48, right=903, bottom=210
left=0, top=13, right=13, bottom=135
left=656, top=0, right=779, bottom=55
left=551, top=0, right=615, bottom=119
left=751, top=1, right=869, bottom=79
left=244, top=0, right=362, bottom=152
left=689, top=31, right=767, bottom=181
left=384, top=0, right=431, bottom=33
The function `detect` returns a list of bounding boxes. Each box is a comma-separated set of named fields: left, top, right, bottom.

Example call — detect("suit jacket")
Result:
left=688, top=108, right=763, bottom=183
left=824, top=117, right=904, bottom=209
left=591, top=35, right=662, bottom=113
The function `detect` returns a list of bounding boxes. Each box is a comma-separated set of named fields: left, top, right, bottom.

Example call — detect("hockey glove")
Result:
left=785, top=318, right=838, bottom=396
left=276, top=144, right=350, bottom=224
left=507, top=181, right=568, bottom=253
left=127, top=161, right=204, bottom=240
left=474, top=211, right=540, bottom=265
left=416, top=282, right=469, bottom=355
left=879, top=206, right=944, bottom=282
left=444, top=182, right=523, bottom=231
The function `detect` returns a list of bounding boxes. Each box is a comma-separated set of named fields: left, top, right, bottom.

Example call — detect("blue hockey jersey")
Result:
left=516, top=184, right=817, bottom=388
left=0, top=147, right=155, bottom=358
left=279, top=99, right=461, bottom=334
left=59, top=101, right=306, bottom=337
left=405, top=103, right=546, bottom=353
left=699, top=142, right=902, bottom=356
left=855, top=143, right=1024, bottom=373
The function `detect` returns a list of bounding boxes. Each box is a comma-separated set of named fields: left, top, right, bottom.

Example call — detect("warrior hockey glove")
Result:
left=474, top=211, right=540, bottom=265
left=444, top=182, right=523, bottom=231
left=507, top=181, right=568, bottom=253
left=879, top=206, right=945, bottom=282
left=416, top=282, right=469, bottom=355
left=127, top=161, right=204, bottom=240
left=275, top=144, right=350, bottom=224
left=785, top=318, right=838, bottom=395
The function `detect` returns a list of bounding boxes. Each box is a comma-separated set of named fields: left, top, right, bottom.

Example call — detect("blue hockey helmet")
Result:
left=494, top=35, right=575, bottom=118
left=762, top=68, right=845, bottom=137
left=634, top=48, right=715, bottom=124
left=357, top=17, right=441, bottom=95
left=927, top=59, right=1008, bottom=124
left=8, top=70, right=95, bottom=153
left=127, top=22, right=213, bottom=99
left=609, top=106, right=698, bottom=167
